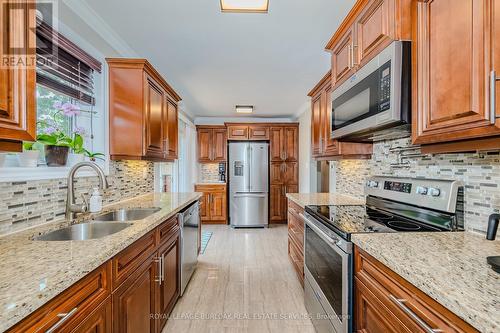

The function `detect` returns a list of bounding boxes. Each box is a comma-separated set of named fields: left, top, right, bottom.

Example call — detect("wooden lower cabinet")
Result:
left=354, top=247, right=478, bottom=333
left=157, top=232, right=181, bottom=330
left=287, top=200, right=305, bottom=286
left=195, top=184, right=227, bottom=224
left=8, top=206, right=193, bottom=333
left=72, top=298, right=112, bottom=333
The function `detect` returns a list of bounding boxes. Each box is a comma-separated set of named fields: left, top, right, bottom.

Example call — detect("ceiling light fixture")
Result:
left=220, top=0, right=269, bottom=13
left=235, top=105, right=254, bottom=114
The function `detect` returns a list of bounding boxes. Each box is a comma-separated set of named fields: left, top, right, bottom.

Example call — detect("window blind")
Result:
left=36, top=20, right=102, bottom=105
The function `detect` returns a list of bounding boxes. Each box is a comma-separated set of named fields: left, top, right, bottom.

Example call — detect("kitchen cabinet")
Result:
left=269, top=126, right=298, bottom=162
left=196, top=126, right=227, bottom=163
left=8, top=209, right=192, bottom=333
left=195, top=184, right=227, bottom=224
left=309, top=72, right=373, bottom=160
left=226, top=123, right=270, bottom=140
left=412, top=0, right=500, bottom=152
left=107, top=58, right=181, bottom=162
left=287, top=200, right=304, bottom=286
left=248, top=125, right=269, bottom=139
left=325, top=0, right=411, bottom=89
left=227, top=125, right=249, bottom=140
left=354, top=247, right=478, bottom=333
left=0, top=0, right=36, bottom=152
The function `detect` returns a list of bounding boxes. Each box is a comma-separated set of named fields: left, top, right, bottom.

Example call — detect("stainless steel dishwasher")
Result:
left=179, top=202, right=199, bottom=296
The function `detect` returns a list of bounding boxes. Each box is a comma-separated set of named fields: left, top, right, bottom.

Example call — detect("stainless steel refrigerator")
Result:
left=229, top=142, right=269, bottom=228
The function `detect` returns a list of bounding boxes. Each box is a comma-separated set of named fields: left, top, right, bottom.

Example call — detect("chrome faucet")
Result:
left=66, top=162, right=109, bottom=220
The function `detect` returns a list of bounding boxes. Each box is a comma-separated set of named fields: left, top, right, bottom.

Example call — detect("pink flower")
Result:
left=61, top=103, right=80, bottom=116
left=74, top=126, right=86, bottom=136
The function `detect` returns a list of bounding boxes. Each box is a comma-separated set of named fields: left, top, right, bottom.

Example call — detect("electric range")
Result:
left=302, top=176, right=464, bottom=333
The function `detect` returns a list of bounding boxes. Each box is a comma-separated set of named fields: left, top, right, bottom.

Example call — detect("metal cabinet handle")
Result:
left=45, top=307, right=78, bottom=333
left=490, top=71, right=500, bottom=124
left=352, top=44, right=357, bottom=67
left=155, top=256, right=162, bottom=284
left=388, top=295, right=443, bottom=333
left=161, top=253, right=165, bottom=282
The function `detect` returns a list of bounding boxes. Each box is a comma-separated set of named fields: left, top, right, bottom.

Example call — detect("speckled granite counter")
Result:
left=286, top=192, right=364, bottom=208
left=0, top=192, right=201, bottom=332
left=352, top=232, right=500, bottom=333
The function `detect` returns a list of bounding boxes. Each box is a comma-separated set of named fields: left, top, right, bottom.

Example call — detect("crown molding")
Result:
left=62, top=0, right=140, bottom=57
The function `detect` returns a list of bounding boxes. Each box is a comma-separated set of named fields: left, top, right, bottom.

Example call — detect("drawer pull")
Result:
left=389, top=295, right=443, bottom=333
left=46, top=307, right=78, bottom=333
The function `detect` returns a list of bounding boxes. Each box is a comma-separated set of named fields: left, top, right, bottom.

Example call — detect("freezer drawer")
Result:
left=230, top=192, right=268, bottom=227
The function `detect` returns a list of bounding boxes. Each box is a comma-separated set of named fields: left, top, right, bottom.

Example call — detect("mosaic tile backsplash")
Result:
left=331, top=138, right=500, bottom=233
left=198, top=163, right=222, bottom=183
left=0, top=160, right=154, bottom=235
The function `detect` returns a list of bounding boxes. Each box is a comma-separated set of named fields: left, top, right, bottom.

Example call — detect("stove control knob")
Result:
left=416, top=186, right=428, bottom=195
left=368, top=181, right=379, bottom=188
left=429, top=187, right=441, bottom=197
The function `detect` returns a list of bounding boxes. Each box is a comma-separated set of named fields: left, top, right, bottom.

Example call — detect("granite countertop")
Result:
left=0, top=192, right=201, bottom=332
left=195, top=182, right=226, bottom=185
left=352, top=232, right=500, bottom=333
left=286, top=192, right=365, bottom=208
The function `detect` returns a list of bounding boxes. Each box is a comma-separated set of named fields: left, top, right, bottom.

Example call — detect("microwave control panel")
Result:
left=379, top=61, right=391, bottom=112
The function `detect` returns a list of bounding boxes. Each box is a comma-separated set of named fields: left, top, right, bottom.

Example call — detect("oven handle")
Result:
left=300, top=213, right=348, bottom=256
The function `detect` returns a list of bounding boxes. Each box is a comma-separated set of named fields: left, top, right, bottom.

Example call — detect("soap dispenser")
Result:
left=89, top=188, right=103, bottom=213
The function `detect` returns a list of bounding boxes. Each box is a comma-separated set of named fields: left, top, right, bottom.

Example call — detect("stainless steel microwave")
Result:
left=331, top=41, right=411, bottom=141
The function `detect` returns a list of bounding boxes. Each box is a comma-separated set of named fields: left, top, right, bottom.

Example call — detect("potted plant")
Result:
left=18, top=141, right=41, bottom=167
left=84, top=150, right=105, bottom=162
left=36, top=130, right=72, bottom=167
left=68, top=131, right=86, bottom=166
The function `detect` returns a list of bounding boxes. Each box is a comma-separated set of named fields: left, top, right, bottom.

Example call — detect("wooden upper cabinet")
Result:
left=0, top=0, right=36, bottom=151
left=165, top=99, right=178, bottom=160
left=196, top=126, right=227, bottom=163
left=331, top=27, right=357, bottom=86
left=107, top=58, right=181, bottom=162
left=144, top=76, right=165, bottom=159
left=227, top=125, right=249, bottom=140
left=355, top=0, right=394, bottom=67
left=269, top=126, right=299, bottom=162
left=248, top=125, right=269, bottom=140
left=311, top=94, right=323, bottom=157
left=284, top=127, right=298, bottom=162
left=412, top=0, right=500, bottom=146
left=269, top=127, right=284, bottom=161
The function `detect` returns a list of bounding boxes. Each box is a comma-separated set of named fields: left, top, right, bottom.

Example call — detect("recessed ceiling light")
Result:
left=235, top=105, right=254, bottom=113
left=220, top=0, right=269, bottom=13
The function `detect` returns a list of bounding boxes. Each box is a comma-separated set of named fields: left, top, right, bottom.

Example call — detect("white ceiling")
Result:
left=80, top=0, right=355, bottom=119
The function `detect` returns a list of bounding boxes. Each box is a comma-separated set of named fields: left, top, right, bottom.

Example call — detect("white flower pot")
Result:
left=18, top=151, right=40, bottom=167
left=68, top=153, right=85, bottom=166
left=0, top=154, right=6, bottom=168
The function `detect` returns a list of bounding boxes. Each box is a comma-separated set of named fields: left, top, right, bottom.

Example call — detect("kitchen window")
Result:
left=0, top=19, right=106, bottom=181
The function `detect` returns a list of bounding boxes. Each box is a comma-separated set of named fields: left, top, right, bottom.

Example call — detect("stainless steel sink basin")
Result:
left=36, top=223, right=131, bottom=241
left=92, top=208, right=161, bottom=222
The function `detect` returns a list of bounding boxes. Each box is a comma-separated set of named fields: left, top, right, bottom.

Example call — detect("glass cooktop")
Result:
left=305, top=205, right=443, bottom=241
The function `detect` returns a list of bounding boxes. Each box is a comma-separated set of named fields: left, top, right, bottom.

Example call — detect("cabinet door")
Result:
left=197, top=129, right=212, bottom=162
left=227, top=125, right=249, bottom=140
left=165, top=99, right=178, bottom=160
left=269, top=127, right=284, bottom=161
left=284, top=127, right=298, bottom=162
left=210, top=191, right=227, bottom=222
left=71, top=298, right=112, bottom=333
left=157, top=233, right=181, bottom=331
left=270, top=162, right=284, bottom=184
left=212, top=128, right=227, bottom=162
left=144, top=76, right=165, bottom=159
left=321, top=84, right=340, bottom=156
left=248, top=125, right=269, bottom=140
left=355, top=0, right=394, bottom=67
left=311, top=94, right=323, bottom=156
left=0, top=1, right=36, bottom=149
left=112, top=256, right=157, bottom=333
left=270, top=185, right=285, bottom=222
left=413, top=0, right=500, bottom=144
left=331, top=27, right=356, bottom=87
left=284, top=163, right=298, bottom=185
left=199, top=192, right=211, bottom=222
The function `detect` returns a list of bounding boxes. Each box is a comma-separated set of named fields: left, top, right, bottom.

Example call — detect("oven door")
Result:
left=303, top=214, right=352, bottom=333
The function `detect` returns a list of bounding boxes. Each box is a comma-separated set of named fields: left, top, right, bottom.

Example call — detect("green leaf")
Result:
left=22, top=141, right=34, bottom=151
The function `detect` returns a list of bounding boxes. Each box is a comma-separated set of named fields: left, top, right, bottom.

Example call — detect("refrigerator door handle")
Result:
left=233, top=193, right=267, bottom=198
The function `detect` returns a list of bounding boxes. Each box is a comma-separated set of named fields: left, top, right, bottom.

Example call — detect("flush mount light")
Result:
left=220, top=0, right=269, bottom=13
left=235, top=105, right=254, bottom=114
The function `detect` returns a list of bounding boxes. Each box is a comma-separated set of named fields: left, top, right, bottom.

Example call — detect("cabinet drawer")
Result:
left=8, top=263, right=111, bottom=333
left=112, top=230, right=157, bottom=289
left=287, top=200, right=304, bottom=217
left=288, top=211, right=304, bottom=249
left=158, top=214, right=179, bottom=245
left=355, top=248, right=478, bottom=333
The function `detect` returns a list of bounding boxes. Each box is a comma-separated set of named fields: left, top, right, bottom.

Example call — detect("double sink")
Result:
left=36, top=208, right=161, bottom=241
